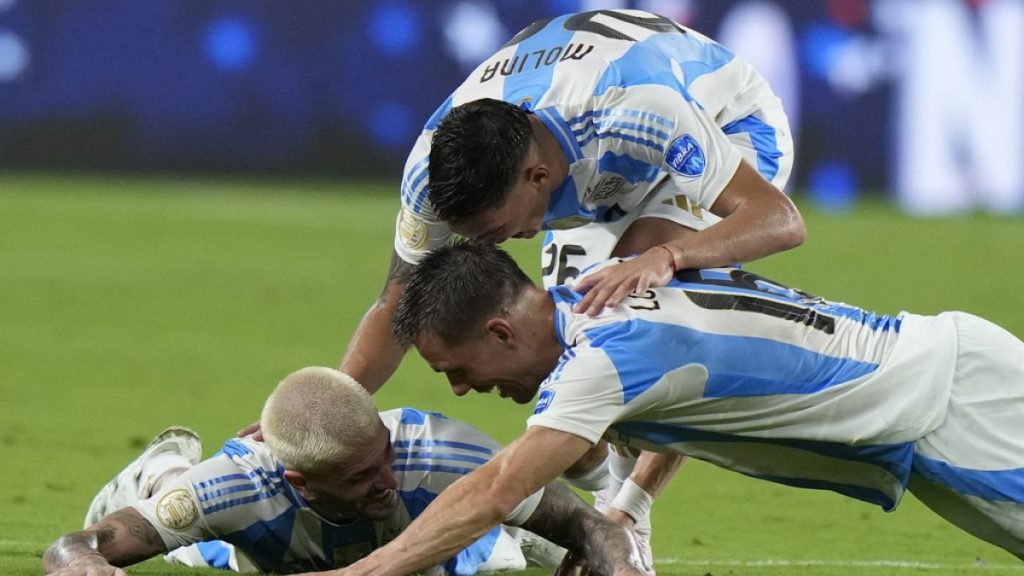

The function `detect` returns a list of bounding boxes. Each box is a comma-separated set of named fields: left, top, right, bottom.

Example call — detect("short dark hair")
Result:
left=428, top=99, right=533, bottom=224
left=393, top=239, right=534, bottom=347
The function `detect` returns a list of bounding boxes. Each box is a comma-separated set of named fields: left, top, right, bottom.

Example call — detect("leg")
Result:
left=908, top=474, right=1024, bottom=559
left=84, top=426, right=202, bottom=528
left=910, top=312, right=1024, bottom=559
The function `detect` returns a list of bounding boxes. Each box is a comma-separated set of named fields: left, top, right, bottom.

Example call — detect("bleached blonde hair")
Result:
left=261, top=366, right=379, bottom=477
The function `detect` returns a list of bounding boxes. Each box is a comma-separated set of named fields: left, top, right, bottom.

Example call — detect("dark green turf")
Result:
left=1, top=173, right=1022, bottom=575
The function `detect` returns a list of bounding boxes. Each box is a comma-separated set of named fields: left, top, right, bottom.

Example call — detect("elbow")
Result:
left=776, top=201, right=806, bottom=251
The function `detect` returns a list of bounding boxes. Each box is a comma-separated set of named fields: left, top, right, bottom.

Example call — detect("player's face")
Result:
left=307, top=421, right=399, bottom=521
left=451, top=179, right=547, bottom=243
left=416, top=333, right=544, bottom=404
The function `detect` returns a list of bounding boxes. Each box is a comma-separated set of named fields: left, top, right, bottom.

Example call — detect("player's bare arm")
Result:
left=521, top=481, right=644, bottom=575
left=684, top=159, right=806, bottom=268
left=340, top=249, right=415, bottom=393
left=574, top=160, right=805, bottom=315
left=320, top=426, right=601, bottom=576
left=43, top=507, right=166, bottom=575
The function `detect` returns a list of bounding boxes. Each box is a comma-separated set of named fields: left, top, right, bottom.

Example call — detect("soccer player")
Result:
left=344, top=11, right=804, bottom=569
left=344, top=7, right=803, bottom=396
left=43, top=367, right=645, bottom=576
left=324, top=240, right=1024, bottom=575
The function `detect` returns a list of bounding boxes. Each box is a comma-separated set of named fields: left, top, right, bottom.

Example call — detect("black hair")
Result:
left=428, top=99, right=533, bottom=224
left=392, top=239, right=534, bottom=347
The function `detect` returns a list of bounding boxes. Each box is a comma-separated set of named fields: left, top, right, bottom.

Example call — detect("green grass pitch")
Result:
left=1, top=172, right=1023, bottom=575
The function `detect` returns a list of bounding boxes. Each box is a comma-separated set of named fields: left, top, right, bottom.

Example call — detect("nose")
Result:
left=375, top=465, right=398, bottom=491
left=449, top=379, right=471, bottom=396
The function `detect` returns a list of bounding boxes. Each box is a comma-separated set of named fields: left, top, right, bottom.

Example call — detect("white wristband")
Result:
left=609, top=478, right=653, bottom=523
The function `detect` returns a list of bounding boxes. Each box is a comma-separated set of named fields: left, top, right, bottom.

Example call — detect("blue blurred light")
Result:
left=808, top=161, right=859, bottom=212
left=800, top=22, right=850, bottom=79
left=369, top=4, right=421, bottom=57
left=545, top=0, right=579, bottom=14
left=204, top=16, right=257, bottom=72
left=370, top=101, right=415, bottom=148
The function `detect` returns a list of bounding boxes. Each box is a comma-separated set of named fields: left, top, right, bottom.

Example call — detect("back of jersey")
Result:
left=452, top=10, right=764, bottom=125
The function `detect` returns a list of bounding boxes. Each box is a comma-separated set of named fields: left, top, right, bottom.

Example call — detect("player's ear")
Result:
left=283, top=470, right=308, bottom=491
left=525, top=162, right=549, bottom=190
left=484, top=317, right=516, bottom=347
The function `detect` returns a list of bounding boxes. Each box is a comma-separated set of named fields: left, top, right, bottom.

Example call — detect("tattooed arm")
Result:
left=520, top=482, right=644, bottom=576
left=340, top=250, right=415, bottom=393
left=43, top=507, right=166, bottom=575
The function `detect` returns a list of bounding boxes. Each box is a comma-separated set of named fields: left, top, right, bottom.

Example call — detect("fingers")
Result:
left=237, top=421, right=263, bottom=441
left=573, top=251, right=675, bottom=316
left=573, top=268, right=645, bottom=316
left=574, top=281, right=612, bottom=316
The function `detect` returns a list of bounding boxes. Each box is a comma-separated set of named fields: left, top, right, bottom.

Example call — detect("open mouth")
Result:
left=367, top=489, right=395, bottom=505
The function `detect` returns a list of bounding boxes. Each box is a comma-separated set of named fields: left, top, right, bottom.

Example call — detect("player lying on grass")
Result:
left=316, top=240, right=1024, bottom=575
left=43, top=367, right=645, bottom=576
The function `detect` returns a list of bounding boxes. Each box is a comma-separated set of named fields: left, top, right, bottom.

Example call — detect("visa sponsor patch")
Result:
left=665, top=134, right=705, bottom=177
left=533, top=388, right=556, bottom=414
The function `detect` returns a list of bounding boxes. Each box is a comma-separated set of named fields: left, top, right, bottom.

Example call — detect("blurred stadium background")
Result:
left=2, top=1, right=1023, bottom=575
left=2, top=0, right=1023, bottom=213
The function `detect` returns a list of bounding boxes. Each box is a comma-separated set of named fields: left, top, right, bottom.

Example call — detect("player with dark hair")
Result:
left=343, top=7, right=803, bottom=397
left=323, top=240, right=1024, bottom=575
left=427, top=99, right=535, bottom=225
left=340, top=10, right=805, bottom=572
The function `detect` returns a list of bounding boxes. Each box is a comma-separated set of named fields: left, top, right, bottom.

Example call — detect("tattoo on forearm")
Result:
left=43, top=509, right=165, bottom=571
left=107, top=508, right=162, bottom=547
left=380, top=253, right=413, bottom=300
left=521, top=482, right=638, bottom=574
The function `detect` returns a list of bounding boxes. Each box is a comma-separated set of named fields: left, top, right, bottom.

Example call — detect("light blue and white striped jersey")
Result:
left=395, top=9, right=790, bottom=264
left=134, top=408, right=507, bottom=575
left=528, top=265, right=958, bottom=511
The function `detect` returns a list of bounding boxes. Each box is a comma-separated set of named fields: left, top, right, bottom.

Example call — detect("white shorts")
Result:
left=910, top=312, right=1024, bottom=559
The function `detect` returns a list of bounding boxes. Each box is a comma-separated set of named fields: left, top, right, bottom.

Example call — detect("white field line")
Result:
left=656, top=558, right=1024, bottom=571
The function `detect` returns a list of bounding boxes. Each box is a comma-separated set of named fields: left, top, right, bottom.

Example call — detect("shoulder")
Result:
left=382, top=408, right=501, bottom=455
left=382, top=408, right=501, bottom=493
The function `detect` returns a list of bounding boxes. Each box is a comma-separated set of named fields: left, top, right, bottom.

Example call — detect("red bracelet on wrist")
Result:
left=656, top=245, right=677, bottom=272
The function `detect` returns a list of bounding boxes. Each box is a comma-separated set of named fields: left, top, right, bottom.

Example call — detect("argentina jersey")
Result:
left=133, top=408, right=508, bottom=575
left=396, top=9, right=789, bottom=264
left=528, top=263, right=958, bottom=511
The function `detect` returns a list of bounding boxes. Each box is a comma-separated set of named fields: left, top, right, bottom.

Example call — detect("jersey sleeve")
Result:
left=612, top=85, right=743, bottom=211
left=394, top=132, right=456, bottom=265
left=131, top=456, right=241, bottom=551
left=526, top=345, right=627, bottom=444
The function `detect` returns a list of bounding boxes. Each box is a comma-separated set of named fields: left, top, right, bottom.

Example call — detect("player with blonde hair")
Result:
left=44, top=367, right=644, bottom=575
